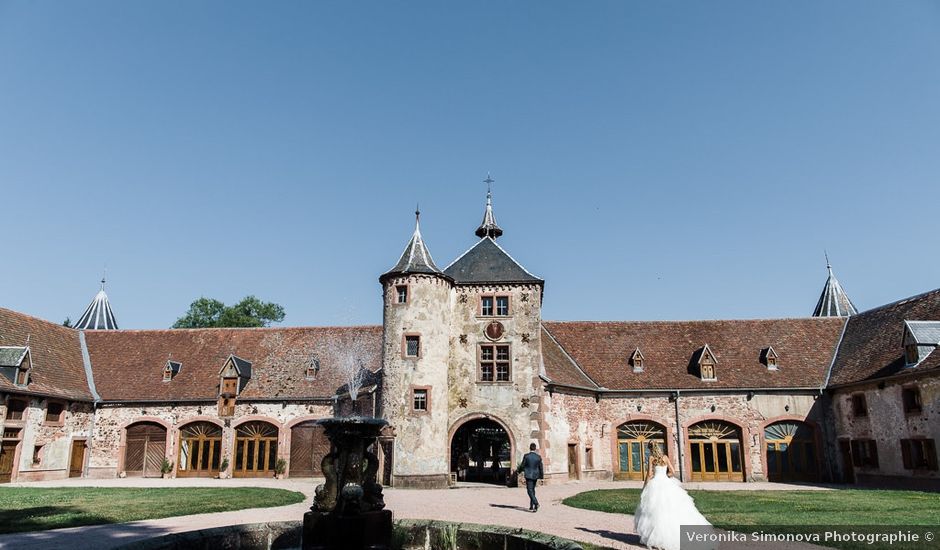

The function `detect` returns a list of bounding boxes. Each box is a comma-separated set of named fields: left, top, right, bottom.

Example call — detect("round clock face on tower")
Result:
left=485, top=321, right=505, bottom=341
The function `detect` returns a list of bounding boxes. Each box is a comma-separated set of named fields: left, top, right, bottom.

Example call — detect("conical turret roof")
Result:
left=381, top=210, right=446, bottom=282
left=76, top=278, right=119, bottom=330
left=475, top=175, right=503, bottom=239
left=812, top=259, right=857, bottom=317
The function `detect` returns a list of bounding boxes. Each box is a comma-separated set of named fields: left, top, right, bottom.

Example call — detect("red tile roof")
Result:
left=829, top=288, right=940, bottom=386
left=542, top=318, right=846, bottom=390
left=84, top=326, right=382, bottom=402
left=0, top=307, right=94, bottom=401
left=540, top=326, right=598, bottom=389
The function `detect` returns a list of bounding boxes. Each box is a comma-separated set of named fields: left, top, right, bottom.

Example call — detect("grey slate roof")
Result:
left=444, top=237, right=542, bottom=284
left=230, top=355, right=253, bottom=379
left=381, top=214, right=443, bottom=280
left=0, top=346, right=28, bottom=367
left=76, top=281, right=119, bottom=330
left=812, top=263, right=857, bottom=317
left=905, top=321, right=940, bottom=344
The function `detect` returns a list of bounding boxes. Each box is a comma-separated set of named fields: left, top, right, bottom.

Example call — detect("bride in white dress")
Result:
left=633, top=442, right=711, bottom=550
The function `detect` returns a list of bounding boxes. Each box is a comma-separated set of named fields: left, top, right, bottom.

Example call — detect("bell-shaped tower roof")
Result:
left=812, top=256, right=857, bottom=317
left=381, top=209, right=447, bottom=283
left=474, top=175, right=503, bottom=239
left=76, top=277, right=119, bottom=330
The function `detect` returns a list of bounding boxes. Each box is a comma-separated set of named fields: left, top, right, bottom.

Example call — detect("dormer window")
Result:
left=163, top=360, right=182, bottom=382
left=218, top=355, right=251, bottom=417
left=905, top=344, right=919, bottom=365
left=221, top=377, right=238, bottom=396
left=305, top=357, right=320, bottom=380
left=761, top=346, right=779, bottom=370
left=629, top=348, right=645, bottom=373
left=698, top=345, right=717, bottom=381
left=1, top=346, right=32, bottom=387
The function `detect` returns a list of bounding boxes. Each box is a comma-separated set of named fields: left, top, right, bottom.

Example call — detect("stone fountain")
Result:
left=302, top=416, right=392, bottom=550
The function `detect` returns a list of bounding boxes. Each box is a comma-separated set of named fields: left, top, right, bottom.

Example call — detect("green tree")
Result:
left=172, top=296, right=285, bottom=328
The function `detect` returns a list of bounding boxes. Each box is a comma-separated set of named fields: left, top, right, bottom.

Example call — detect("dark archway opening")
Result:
left=450, top=418, right=510, bottom=484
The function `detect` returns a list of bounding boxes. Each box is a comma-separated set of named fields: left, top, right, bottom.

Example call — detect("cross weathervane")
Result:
left=483, top=174, right=494, bottom=194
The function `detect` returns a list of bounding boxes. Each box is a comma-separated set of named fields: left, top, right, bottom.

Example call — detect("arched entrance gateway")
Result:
left=765, top=420, right=818, bottom=482
left=688, top=420, right=744, bottom=481
left=123, top=422, right=167, bottom=478
left=616, top=420, right=667, bottom=480
left=450, top=418, right=511, bottom=484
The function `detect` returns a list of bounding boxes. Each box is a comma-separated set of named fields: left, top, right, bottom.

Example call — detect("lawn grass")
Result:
left=563, top=489, right=940, bottom=550
left=0, top=487, right=305, bottom=534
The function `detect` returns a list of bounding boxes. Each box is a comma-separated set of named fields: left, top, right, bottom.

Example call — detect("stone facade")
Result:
left=0, top=396, right=94, bottom=482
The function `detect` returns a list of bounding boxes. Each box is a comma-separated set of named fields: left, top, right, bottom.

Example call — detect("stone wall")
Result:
left=89, top=401, right=332, bottom=478
left=544, top=388, right=827, bottom=482
left=0, top=394, right=94, bottom=482
left=830, top=372, right=940, bottom=489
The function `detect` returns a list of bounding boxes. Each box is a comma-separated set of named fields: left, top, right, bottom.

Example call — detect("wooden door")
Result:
left=0, top=442, right=17, bottom=483
left=839, top=440, right=855, bottom=484
left=234, top=422, right=279, bottom=478
left=124, top=423, right=167, bottom=477
left=567, top=444, right=578, bottom=479
left=289, top=422, right=329, bottom=477
left=177, top=422, right=222, bottom=477
left=765, top=421, right=818, bottom=482
left=69, top=440, right=86, bottom=478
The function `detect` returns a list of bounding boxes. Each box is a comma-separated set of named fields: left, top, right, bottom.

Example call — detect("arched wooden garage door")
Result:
left=234, top=421, right=279, bottom=478
left=765, top=421, right=818, bottom=482
left=124, top=422, right=167, bottom=478
left=688, top=420, right=744, bottom=482
left=615, top=420, right=667, bottom=481
left=289, top=421, right=330, bottom=477
left=177, top=422, right=222, bottom=477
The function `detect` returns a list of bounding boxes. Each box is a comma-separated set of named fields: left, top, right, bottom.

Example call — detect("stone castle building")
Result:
left=1, top=191, right=938, bottom=489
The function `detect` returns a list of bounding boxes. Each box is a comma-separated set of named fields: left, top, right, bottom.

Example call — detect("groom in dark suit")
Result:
left=516, top=443, right=544, bottom=512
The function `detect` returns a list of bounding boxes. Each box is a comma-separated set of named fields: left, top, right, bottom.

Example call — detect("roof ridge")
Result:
left=854, top=287, right=940, bottom=316
left=544, top=317, right=845, bottom=324
left=84, top=324, right=383, bottom=334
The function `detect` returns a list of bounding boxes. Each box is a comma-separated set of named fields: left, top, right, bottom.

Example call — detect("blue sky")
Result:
left=1, top=1, right=938, bottom=328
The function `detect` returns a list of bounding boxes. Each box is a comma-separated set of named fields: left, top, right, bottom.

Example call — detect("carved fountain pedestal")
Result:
left=302, top=417, right=392, bottom=550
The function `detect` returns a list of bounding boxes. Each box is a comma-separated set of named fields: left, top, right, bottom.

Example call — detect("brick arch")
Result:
left=758, top=415, right=823, bottom=482
left=609, top=415, right=676, bottom=479
left=116, top=417, right=173, bottom=476
left=682, top=415, right=751, bottom=481
left=447, top=412, right=517, bottom=479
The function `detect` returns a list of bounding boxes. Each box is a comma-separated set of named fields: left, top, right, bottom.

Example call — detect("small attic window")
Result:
left=905, top=344, right=919, bottom=365
left=761, top=347, right=779, bottom=370
left=163, top=360, right=182, bottom=382
left=629, top=348, right=645, bottom=373
left=305, top=357, right=321, bottom=380
left=698, top=345, right=717, bottom=381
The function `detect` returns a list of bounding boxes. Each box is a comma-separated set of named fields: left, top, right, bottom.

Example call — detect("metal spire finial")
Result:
left=484, top=173, right=494, bottom=196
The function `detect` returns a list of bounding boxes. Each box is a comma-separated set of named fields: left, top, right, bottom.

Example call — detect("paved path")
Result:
left=0, top=478, right=834, bottom=550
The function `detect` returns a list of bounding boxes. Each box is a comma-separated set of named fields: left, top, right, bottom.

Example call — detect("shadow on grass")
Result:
left=0, top=506, right=121, bottom=535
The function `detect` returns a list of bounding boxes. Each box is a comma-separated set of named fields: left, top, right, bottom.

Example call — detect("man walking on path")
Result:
left=517, top=443, right=544, bottom=512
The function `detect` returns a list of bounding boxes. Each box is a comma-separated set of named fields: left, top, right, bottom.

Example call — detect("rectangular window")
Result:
left=32, top=445, right=43, bottom=466
left=481, top=296, right=494, bottom=316
left=851, top=394, right=867, bottom=417
left=496, top=296, right=509, bottom=316
left=480, top=295, right=510, bottom=316
left=16, top=369, right=28, bottom=386
left=480, top=344, right=510, bottom=382
left=850, top=439, right=879, bottom=468
left=405, top=335, right=420, bottom=358
left=396, top=285, right=408, bottom=304
left=45, top=402, right=64, bottom=424
left=163, top=368, right=172, bottom=382
left=900, top=439, right=938, bottom=470
left=701, top=363, right=715, bottom=380
left=585, top=446, right=594, bottom=470
left=413, top=388, right=428, bottom=411
left=902, top=387, right=922, bottom=414
left=5, top=399, right=26, bottom=421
